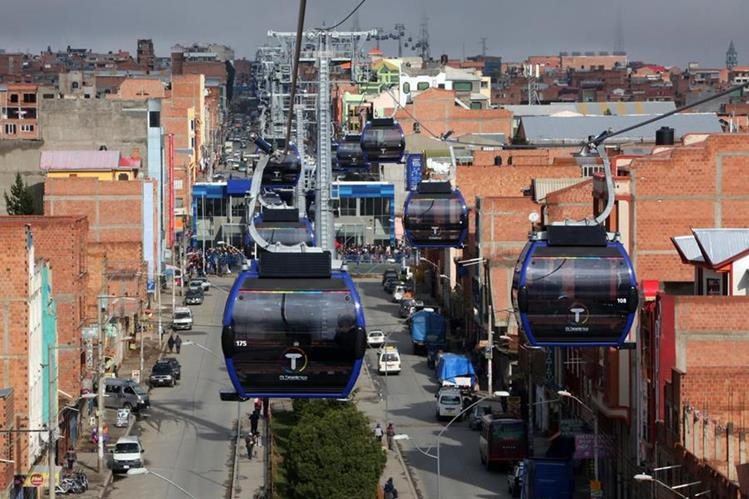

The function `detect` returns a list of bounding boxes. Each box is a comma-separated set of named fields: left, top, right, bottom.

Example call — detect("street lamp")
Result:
left=558, top=390, right=598, bottom=483
left=437, top=391, right=509, bottom=499
left=633, top=474, right=688, bottom=499
left=126, top=468, right=198, bottom=499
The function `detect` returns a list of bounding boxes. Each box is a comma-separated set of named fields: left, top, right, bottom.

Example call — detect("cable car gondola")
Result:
left=512, top=224, right=638, bottom=347
left=222, top=252, right=366, bottom=398
left=245, top=208, right=315, bottom=247
left=403, top=181, right=468, bottom=248
left=361, top=117, right=405, bottom=163
left=335, top=134, right=369, bottom=172
left=261, top=143, right=302, bottom=189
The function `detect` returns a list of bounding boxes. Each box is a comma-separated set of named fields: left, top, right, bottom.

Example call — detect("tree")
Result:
left=285, top=401, right=385, bottom=499
left=4, top=173, right=36, bottom=215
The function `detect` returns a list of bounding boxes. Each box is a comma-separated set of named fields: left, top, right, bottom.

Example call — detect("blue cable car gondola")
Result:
left=222, top=252, right=366, bottom=398
left=512, top=225, right=639, bottom=347
left=260, top=143, right=301, bottom=189
left=336, top=134, right=369, bottom=171
left=361, top=118, right=405, bottom=163
left=403, top=181, right=468, bottom=248
left=245, top=208, right=315, bottom=247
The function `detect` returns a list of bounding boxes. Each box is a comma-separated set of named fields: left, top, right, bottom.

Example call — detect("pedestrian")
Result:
left=384, top=477, right=398, bottom=499
left=386, top=422, right=395, bottom=450
left=254, top=397, right=262, bottom=416
left=244, top=432, right=254, bottom=460
left=65, top=447, right=76, bottom=471
left=167, top=333, right=175, bottom=353
left=250, top=410, right=259, bottom=435
left=175, top=334, right=182, bottom=354
left=373, top=423, right=384, bottom=444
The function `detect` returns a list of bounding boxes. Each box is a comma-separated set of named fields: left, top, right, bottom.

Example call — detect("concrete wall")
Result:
left=0, top=140, right=45, bottom=214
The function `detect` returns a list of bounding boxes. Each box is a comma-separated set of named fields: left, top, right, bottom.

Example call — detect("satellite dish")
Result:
left=528, top=212, right=540, bottom=223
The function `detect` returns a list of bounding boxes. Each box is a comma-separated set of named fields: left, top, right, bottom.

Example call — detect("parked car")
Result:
left=102, top=378, right=149, bottom=411
left=384, top=278, right=400, bottom=294
left=187, top=280, right=204, bottom=292
left=184, top=287, right=203, bottom=306
left=172, top=307, right=193, bottom=330
left=111, top=436, right=145, bottom=474
left=382, top=270, right=398, bottom=287
left=468, top=399, right=505, bottom=430
left=149, top=361, right=177, bottom=387
left=399, top=299, right=425, bottom=318
left=366, top=330, right=386, bottom=348
left=435, top=386, right=464, bottom=420
left=378, top=346, right=401, bottom=375
left=159, top=357, right=181, bottom=380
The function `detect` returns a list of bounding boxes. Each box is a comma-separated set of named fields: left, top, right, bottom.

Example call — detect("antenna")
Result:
left=614, top=0, right=624, bottom=54
left=480, top=37, right=487, bottom=58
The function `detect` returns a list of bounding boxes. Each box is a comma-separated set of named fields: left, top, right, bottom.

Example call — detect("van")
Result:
left=378, top=346, right=401, bottom=375
left=111, top=436, right=145, bottom=473
left=103, top=378, right=150, bottom=412
left=435, top=387, right=464, bottom=420
left=172, top=306, right=193, bottom=330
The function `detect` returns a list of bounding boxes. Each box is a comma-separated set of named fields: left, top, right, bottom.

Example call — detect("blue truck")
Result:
left=410, top=310, right=446, bottom=356
left=435, top=353, right=476, bottom=390
left=516, top=458, right=575, bottom=499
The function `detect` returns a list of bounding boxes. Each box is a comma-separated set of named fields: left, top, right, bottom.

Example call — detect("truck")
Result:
left=517, top=458, right=575, bottom=499
left=410, top=309, right=446, bottom=355
left=435, top=353, right=476, bottom=391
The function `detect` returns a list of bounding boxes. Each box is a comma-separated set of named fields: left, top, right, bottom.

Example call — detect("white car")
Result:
left=378, top=346, right=401, bottom=375
left=435, top=387, right=464, bottom=420
left=172, top=307, right=193, bottom=331
left=366, top=330, right=385, bottom=348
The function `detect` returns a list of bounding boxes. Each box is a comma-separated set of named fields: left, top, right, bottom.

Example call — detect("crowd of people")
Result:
left=339, top=241, right=416, bottom=264
left=185, top=244, right=247, bottom=277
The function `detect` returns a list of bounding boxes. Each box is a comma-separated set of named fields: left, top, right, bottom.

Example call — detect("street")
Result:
left=358, top=279, right=512, bottom=499
left=107, top=278, right=239, bottom=499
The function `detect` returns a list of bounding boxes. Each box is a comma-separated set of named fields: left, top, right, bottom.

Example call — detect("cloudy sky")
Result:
left=1, top=0, right=747, bottom=68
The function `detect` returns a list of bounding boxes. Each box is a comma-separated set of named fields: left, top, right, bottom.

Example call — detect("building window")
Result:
left=149, top=111, right=160, bottom=128
left=338, top=198, right=357, bottom=216
left=190, top=137, right=196, bottom=149
left=42, top=93, right=54, bottom=99
left=416, top=82, right=430, bottom=91
left=22, top=93, right=36, bottom=103
left=402, top=82, right=410, bottom=94
left=71, top=82, right=79, bottom=90
left=9, top=94, right=18, bottom=103
left=453, top=81, right=473, bottom=92
left=175, top=198, right=184, bottom=209
left=470, top=102, right=483, bottom=110
left=19, top=124, right=34, bottom=133
left=190, top=119, right=195, bottom=131
left=117, top=173, right=129, bottom=181
left=4, top=124, right=16, bottom=135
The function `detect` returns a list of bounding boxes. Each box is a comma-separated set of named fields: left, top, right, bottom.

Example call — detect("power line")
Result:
left=319, top=0, right=368, bottom=31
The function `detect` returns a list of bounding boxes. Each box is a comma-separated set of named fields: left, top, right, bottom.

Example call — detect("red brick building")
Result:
left=0, top=83, right=39, bottom=140
left=0, top=388, right=14, bottom=495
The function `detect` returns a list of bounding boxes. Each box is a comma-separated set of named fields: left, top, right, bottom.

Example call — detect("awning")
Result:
left=226, top=179, right=251, bottom=195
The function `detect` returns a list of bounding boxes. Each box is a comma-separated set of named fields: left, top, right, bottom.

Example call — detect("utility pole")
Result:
left=139, top=317, right=144, bottom=382
left=48, top=343, right=56, bottom=499
left=484, top=260, right=493, bottom=396
left=96, top=294, right=105, bottom=473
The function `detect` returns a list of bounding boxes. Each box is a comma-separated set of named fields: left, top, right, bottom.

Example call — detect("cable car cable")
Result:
left=318, top=0, right=368, bottom=31
left=283, top=0, right=307, bottom=154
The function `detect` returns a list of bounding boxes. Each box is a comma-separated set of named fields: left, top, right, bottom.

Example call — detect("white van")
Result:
left=172, top=307, right=193, bottom=330
left=111, top=436, right=145, bottom=473
left=435, top=387, right=464, bottom=420
left=378, top=346, right=401, bottom=375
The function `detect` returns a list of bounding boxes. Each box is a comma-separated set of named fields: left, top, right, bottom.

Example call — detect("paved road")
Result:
left=107, top=277, right=239, bottom=499
left=358, top=279, right=512, bottom=499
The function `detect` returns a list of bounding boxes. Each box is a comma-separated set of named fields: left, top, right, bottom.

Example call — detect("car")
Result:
left=184, top=287, right=203, bottom=305
left=158, top=357, right=181, bottom=380
left=102, top=378, right=149, bottom=411
left=378, top=346, right=401, bottom=375
left=399, top=299, right=425, bottom=318
left=384, top=278, right=401, bottom=294
left=382, top=270, right=398, bottom=287
left=435, top=386, right=464, bottom=420
left=149, top=361, right=177, bottom=387
left=171, top=307, right=193, bottom=330
left=507, top=461, right=526, bottom=497
left=111, top=436, right=145, bottom=473
left=366, top=330, right=386, bottom=348
left=191, top=277, right=211, bottom=291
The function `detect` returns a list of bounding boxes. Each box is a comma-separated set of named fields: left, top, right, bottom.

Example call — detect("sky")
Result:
left=1, top=0, right=748, bottom=68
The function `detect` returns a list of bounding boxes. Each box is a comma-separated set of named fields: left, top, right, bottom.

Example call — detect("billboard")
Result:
left=405, top=153, right=423, bottom=192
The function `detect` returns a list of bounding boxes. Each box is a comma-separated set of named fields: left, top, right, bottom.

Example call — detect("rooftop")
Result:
left=672, top=229, right=749, bottom=268
left=40, top=150, right=141, bottom=171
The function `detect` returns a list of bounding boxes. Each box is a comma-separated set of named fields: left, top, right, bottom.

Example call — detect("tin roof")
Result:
left=40, top=150, right=139, bottom=171
left=532, top=178, right=589, bottom=203
left=672, top=229, right=749, bottom=267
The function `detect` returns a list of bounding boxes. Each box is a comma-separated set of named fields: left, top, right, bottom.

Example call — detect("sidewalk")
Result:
left=355, top=362, right=419, bottom=499
left=72, top=307, right=169, bottom=498
left=232, top=405, right=267, bottom=499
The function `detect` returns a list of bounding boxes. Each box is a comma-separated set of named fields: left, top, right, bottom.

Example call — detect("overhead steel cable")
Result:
left=284, top=0, right=307, bottom=154
left=318, top=0, right=368, bottom=31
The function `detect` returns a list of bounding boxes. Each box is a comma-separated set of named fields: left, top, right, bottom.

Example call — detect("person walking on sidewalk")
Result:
left=167, top=333, right=175, bottom=353
left=175, top=334, right=182, bottom=354
left=373, top=423, right=384, bottom=444
left=386, top=422, right=395, bottom=450
left=65, top=447, right=77, bottom=471
left=250, top=410, right=259, bottom=435
left=245, top=432, right=254, bottom=460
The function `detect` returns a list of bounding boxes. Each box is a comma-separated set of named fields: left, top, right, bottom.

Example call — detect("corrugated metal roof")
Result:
left=40, top=150, right=123, bottom=171
left=532, top=177, right=588, bottom=203
left=505, top=102, right=676, bottom=117
left=672, top=236, right=704, bottom=263
left=504, top=104, right=577, bottom=116
left=519, top=113, right=722, bottom=144
left=692, top=229, right=749, bottom=267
